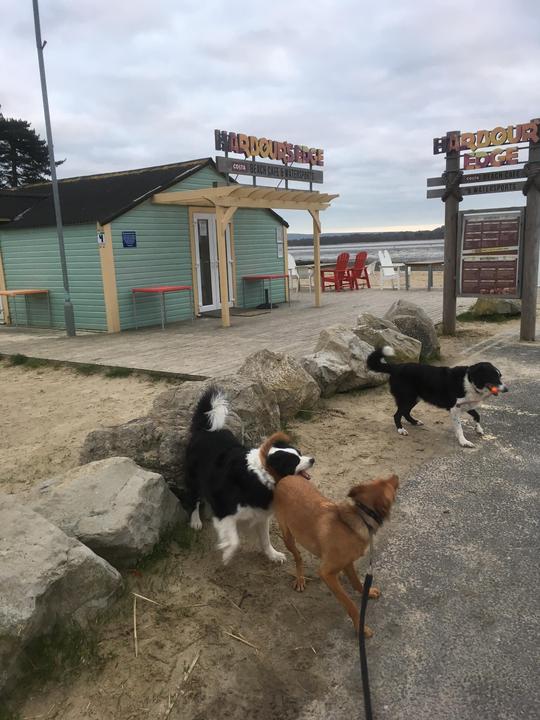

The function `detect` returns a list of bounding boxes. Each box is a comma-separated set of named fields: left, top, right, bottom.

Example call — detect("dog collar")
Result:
left=355, top=501, right=383, bottom=527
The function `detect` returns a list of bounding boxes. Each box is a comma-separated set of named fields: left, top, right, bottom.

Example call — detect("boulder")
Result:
left=237, top=349, right=320, bottom=420
left=80, top=377, right=280, bottom=491
left=384, top=300, right=440, bottom=360
left=353, top=315, right=422, bottom=363
left=0, top=496, right=122, bottom=694
left=301, top=325, right=387, bottom=397
left=28, top=457, right=183, bottom=568
left=469, top=297, right=521, bottom=317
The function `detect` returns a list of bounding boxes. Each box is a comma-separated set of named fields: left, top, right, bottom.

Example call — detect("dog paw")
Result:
left=220, top=543, right=238, bottom=565
left=267, top=549, right=286, bottom=564
left=397, top=428, right=408, bottom=436
left=293, top=577, right=306, bottom=592
left=459, top=439, right=475, bottom=449
left=416, top=420, right=424, bottom=426
left=363, top=625, right=374, bottom=638
left=190, top=518, right=203, bottom=530
left=475, top=424, right=484, bottom=436
left=368, top=587, right=381, bottom=599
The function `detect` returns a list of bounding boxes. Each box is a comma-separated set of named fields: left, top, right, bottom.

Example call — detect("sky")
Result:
left=1, top=0, right=539, bottom=233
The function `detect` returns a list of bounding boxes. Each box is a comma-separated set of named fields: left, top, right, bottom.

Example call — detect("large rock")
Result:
left=354, top=313, right=422, bottom=363
left=80, top=377, right=280, bottom=491
left=301, top=325, right=387, bottom=397
left=0, top=496, right=122, bottom=694
left=469, top=297, right=521, bottom=317
left=28, top=457, right=183, bottom=568
left=237, top=349, right=320, bottom=420
left=384, top=300, right=440, bottom=360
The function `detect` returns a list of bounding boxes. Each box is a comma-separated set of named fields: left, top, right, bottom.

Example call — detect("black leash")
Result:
left=358, top=530, right=374, bottom=720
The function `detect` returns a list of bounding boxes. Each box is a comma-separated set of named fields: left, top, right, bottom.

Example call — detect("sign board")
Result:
left=97, top=231, right=105, bottom=247
left=457, top=208, right=524, bottom=298
left=426, top=168, right=526, bottom=187
left=121, top=231, right=137, bottom=248
left=427, top=181, right=525, bottom=199
left=216, top=156, right=323, bottom=184
left=215, top=129, right=323, bottom=166
left=433, top=122, right=539, bottom=155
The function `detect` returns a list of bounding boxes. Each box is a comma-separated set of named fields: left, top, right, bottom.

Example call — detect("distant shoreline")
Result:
left=287, top=227, right=444, bottom=247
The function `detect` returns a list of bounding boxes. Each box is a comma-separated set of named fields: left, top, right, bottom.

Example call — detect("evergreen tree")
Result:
left=0, top=113, right=51, bottom=188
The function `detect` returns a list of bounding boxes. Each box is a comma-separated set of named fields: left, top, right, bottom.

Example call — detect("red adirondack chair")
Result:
left=320, top=252, right=352, bottom=291
left=348, top=251, right=371, bottom=289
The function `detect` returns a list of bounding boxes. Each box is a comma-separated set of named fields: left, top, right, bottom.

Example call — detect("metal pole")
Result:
left=32, top=0, right=76, bottom=336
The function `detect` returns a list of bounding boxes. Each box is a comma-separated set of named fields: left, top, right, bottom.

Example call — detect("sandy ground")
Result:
left=1, top=318, right=519, bottom=719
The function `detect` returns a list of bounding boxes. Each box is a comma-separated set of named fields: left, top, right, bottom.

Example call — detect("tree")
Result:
left=0, top=113, right=51, bottom=188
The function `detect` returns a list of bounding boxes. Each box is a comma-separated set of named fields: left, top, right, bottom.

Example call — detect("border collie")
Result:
left=184, top=387, right=315, bottom=564
left=367, top=346, right=507, bottom=448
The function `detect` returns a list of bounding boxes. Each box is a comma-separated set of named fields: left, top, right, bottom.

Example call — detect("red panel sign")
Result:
left=458, top=210, right=524, bottom=298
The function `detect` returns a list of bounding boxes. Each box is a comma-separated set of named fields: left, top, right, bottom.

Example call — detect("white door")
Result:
left=193, top=213, right=234, bottom=312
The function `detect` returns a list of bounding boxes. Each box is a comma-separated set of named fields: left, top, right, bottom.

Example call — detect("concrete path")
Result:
left=0, top=289, right=474, bottom=377
left=299, top=334, right=540, bottom=720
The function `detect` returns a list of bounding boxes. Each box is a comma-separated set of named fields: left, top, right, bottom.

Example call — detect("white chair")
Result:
left=378, top=250, right=403, bottom=290
left=287, top=253, right=301, bottom=293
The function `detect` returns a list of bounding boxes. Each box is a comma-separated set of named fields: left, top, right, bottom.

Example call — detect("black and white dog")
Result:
left=184, top=387, right=315, bottom=564
left=367, top=346, right=508, bottom=448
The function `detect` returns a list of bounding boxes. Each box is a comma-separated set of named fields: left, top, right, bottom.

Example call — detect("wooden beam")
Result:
left=309, top=209, right=321, bottom=307
left=188, top=208, right=202, bottom=316
left=97, top=223, right=121, bottom=332
left=215, top=206, right=231, bottom=328
left=520, top=118, right=540, bottom=341
left=214, top=198, right=332, bottom=211
left=0, top=244, right=11, bottom=325
left=283, top=227, right=289, bottom=302
left=442, top=130, right=461, bottom=335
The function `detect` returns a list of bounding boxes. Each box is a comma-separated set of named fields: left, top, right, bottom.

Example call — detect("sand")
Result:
left=0, top=318, right=518, bottom=720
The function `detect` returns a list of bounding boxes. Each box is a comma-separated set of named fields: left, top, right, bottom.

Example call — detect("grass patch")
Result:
left=105, top=366, right=133, bottom=378
left=294, top=408, right=315, bottom=422
left=0, top=706, right=21, bottom=720
left=74, top=363, right=102, bottom=376
left=18, top=621, right=103, bottom=688
left=457, top=311, right=517, bottom=323
left=134, top=521, right=200, bottom=571
left=8, top=353, right=29, bottom=366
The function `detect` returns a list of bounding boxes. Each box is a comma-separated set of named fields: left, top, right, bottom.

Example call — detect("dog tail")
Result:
left=191, top=387, right=229, bottom=432
left=366, top=345, right=395, bottom=374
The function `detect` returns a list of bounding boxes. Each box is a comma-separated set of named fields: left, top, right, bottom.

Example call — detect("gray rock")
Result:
left=237, top=349, right=320, bottom=420
left=301, top=325, right=387, bottom=397
left=356, top=312, right=400, bottom=332
left=353, top=324, right=422, bottom=363
left=469, top=297, right=521, bottom=317
left=0, top=496, right=122, bottom=694
left=384, top=300, right=440, bottom=360
left=28, top=457, right=183, bottom=568
left=80, top=377, right=280, bottom=492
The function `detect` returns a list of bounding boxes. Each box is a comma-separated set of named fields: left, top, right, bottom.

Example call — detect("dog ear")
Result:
left=259, top=432, right=291, bottom=467
left=347, top=474, right=399, bottom=519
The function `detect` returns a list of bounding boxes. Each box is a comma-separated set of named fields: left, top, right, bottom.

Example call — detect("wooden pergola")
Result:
left=153, top=185, right=339, bottom=327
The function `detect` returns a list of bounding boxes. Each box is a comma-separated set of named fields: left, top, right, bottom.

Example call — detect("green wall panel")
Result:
left=0, top=224, right=106, bottom=330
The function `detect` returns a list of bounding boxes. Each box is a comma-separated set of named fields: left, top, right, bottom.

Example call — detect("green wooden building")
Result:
left=0, top=159, right=293, bottom=332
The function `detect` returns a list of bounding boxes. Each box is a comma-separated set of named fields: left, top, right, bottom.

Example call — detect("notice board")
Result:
left=457, top=208, right=524, bottom=298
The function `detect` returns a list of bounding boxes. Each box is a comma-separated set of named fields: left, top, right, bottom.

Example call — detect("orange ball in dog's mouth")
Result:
left=489, top=386, right=500, bottom=395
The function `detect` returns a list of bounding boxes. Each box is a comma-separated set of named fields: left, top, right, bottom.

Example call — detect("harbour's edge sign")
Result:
left=215, top=129, right=324, bottom=166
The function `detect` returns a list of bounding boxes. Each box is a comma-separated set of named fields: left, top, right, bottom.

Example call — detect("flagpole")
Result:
left=32, top=0, right=76, bottom=337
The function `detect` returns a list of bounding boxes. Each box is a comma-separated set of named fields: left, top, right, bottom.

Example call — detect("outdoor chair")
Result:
left=287, top=253, right=301, bottom=293
left=347, top=251, right=371, bottom=289
left=378, top=250, right=403, bottom=290
left=321, top=252, right=353, bottom=291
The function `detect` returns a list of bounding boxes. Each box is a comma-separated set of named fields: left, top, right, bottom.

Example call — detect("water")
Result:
left=289, top=238, right=444, bottom=266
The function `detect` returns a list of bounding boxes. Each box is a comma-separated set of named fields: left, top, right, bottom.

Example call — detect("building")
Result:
left=0, top=159, right=295, bottom=331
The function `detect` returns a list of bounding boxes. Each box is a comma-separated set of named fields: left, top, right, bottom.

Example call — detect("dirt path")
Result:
left=1, top=319, right=519, bottom=720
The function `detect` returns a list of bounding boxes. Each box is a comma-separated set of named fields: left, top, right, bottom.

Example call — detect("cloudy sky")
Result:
left=1, top=0, right=539, bottom=233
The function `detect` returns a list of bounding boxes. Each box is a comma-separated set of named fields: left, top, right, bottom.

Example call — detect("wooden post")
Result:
left=215, top=206, right=236, bottom=328
left=309, top=209, right=321, bottom=307
left=0, top=246, right=11, bottom=325
left=520, top=119, right=540, bottom=342
left=442, top=130, right=461, bottom=335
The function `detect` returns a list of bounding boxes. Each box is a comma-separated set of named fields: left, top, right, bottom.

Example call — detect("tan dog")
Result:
left=272, top=473, right=399, bottom=636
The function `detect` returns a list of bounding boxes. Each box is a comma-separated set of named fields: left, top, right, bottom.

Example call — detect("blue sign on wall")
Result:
left=122, top=231, right=137, bottom=248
